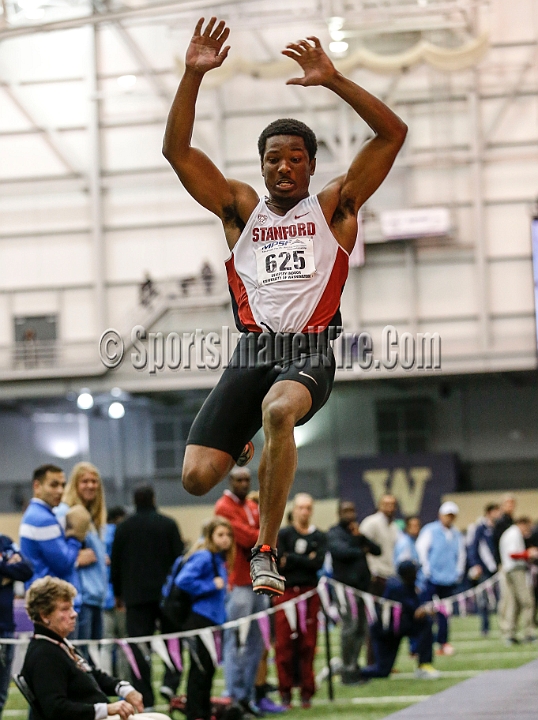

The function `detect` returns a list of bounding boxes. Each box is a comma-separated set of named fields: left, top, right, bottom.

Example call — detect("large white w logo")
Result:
left=362, top=467, right=432, bottom=515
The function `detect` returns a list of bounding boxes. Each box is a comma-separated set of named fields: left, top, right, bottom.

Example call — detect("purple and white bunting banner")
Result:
left=167, top=637, right=183, bottom=671
left=363, top=593, right=377, bottom=624
left=151, top=637, right=175, bottom=671
left=257, top=615, right=272, bottom=652
left=238, top=618, right=251, bottom=647
left=381, top=602, right=392, bottom=631
left=317, top=579, right=332, bottom=616
left=345, top=587, right=358, bottom=620
left=283, top=602, right=298, bottom=637
left=334, top=583, right=348, bottom=615
left=199, top=628, right=218, bottom=667
left=392, top=604, right=402, bottom=635
left=118, top=641, right=141, bottom=680
left=297, top=598, right=308, bottom=635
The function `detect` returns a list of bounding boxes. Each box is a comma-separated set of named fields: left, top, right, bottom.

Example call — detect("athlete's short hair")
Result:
left=258, top=118, right=318, bottom=161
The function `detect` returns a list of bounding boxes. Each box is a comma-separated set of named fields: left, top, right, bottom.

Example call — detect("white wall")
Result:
left=0, top=0, right=536, bottom=384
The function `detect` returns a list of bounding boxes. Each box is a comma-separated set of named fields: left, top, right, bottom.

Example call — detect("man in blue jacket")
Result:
left=19, top=465, right=84, bottom=592
left=0, top=535, right=33, bottom=718
left=466, top=503, right=500, bottom=635
left=416, top=501, right=466, bottom=656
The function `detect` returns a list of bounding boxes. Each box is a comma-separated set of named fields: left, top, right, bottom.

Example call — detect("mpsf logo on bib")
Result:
left=255, top=238, right=316, bottom=286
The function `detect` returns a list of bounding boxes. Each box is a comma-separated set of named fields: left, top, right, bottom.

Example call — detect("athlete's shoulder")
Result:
left=226, top=179, right=260, bottom=224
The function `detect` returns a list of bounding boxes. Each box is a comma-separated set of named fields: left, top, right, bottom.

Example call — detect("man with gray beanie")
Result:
left=416, top=501, right=466, bottom=656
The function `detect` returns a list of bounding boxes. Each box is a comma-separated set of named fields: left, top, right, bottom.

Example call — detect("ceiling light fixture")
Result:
left=117, top=74, right=137, bottom=90
left=77, top=390, right=94, bottom=410
left=108, top=402, right=125, bottom=419
left=329, top=41, right=349, bottom=55
left=328, top=16, right=344, bottom=36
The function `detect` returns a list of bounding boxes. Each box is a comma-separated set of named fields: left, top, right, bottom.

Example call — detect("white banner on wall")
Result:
left=380, top=207, right=451, bottom=240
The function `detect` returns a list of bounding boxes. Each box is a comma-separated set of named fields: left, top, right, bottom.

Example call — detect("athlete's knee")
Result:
left=182, top=448, right=231, bottom=496
left=181, top=466, right=209, bottom=496
left=262, top=397, right=296, bottom=434
left=182, top=461, right=221, bottom=496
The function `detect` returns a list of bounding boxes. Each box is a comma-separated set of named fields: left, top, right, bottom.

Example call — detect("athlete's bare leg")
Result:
left=182, top=444, right=235, bottom=496
left=249, top=380, right=312, bottom=595
left=256, top=380, right=312, bottom=549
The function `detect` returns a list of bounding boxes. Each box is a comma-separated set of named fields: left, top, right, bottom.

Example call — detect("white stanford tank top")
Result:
left=225, top=195, right=349, bottom=333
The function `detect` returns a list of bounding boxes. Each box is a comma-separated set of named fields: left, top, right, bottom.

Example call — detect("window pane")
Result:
left=377, top=410, right=399, bottom=433
left=155, top=448, right=176, bottom=470
left=405, top=434, right=427, bottom=452
left=154, top=421, right=175, bottom=443
left=376, top=398, right=432, bottom=454
left=405, top=405, right=427, bottom=430
left=379, top=434, right=400, bottom=453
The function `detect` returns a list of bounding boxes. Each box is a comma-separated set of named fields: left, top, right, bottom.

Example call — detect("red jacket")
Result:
left=214, top=490, right=259, bottom=587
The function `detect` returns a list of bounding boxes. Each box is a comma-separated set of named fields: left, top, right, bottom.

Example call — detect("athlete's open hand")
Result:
left=185, top=17, right=230, bottom=75
left=282, top=36, right=338, bottom=87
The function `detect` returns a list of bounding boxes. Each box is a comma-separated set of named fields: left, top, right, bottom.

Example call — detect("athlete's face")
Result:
left=261, top=135, right=315, bottom=204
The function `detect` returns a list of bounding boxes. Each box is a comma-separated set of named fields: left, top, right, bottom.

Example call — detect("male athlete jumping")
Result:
left=163, top=17, right=407, bottom=596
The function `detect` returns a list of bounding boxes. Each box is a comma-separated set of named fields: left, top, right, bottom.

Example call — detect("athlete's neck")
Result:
left=266, top=194, right=309, bottom=216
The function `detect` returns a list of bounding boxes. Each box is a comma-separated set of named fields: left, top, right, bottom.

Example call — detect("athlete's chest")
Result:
left=246, top=202, right=322, bottom=286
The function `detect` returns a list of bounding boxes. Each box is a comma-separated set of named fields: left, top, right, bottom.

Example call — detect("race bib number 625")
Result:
left=255, top=238, right=316, bottom=286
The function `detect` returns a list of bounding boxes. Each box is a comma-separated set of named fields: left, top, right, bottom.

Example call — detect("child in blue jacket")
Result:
left=176, top=516, right=235, bottom=720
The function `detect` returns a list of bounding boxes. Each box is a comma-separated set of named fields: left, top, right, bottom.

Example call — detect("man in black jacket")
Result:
left=492, top=494, right=516, bottom=565
left=327, top=501, right=381, bottom=684
left=274, top=493, right=326, bottom=709
left=111, top=485, right=184, bottom=709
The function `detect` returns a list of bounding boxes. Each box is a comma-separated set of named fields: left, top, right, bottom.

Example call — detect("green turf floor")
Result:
left=4, top=614, right=538, bottom=720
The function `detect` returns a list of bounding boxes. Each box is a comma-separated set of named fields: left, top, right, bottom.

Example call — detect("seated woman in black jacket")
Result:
left=22, top=576, right=169, bottom=720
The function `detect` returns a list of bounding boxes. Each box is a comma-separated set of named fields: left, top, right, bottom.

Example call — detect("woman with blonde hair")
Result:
left=174, top=516, right=234, bottom=720
left=57, top=462, right=108, bottom=643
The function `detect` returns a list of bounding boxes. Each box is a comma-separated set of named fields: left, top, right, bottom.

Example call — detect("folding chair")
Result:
left=12, top=673, right=39, bottom=717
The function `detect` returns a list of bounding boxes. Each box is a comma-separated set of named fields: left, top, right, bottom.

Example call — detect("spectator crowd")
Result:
left=1, top=464, right=537, bottom=720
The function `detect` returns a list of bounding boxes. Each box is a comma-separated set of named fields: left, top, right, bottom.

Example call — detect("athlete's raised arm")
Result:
left=163, top=18, right=258, bottom=239
left=282, top=37, right=408, bottom=252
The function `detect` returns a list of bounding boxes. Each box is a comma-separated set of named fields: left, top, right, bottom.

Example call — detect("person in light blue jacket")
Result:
left=56, top=462, right=108, bottom=643
left=176, top=516, right=234, bottom=720
left=416, top=502, right=466, bottom=656
left=394, top=516, right=421, bottom=568
left=19, top=465, right=82, bottom=596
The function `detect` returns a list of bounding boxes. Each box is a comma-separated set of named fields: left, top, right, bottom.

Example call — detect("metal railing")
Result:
left=0, top=276, right=231, bottom=380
